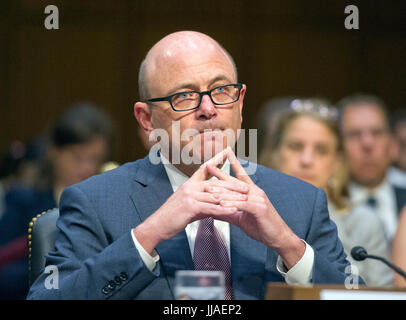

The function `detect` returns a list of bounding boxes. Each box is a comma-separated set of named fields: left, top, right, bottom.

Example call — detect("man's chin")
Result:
left=355, top=173, right=385, bottom=188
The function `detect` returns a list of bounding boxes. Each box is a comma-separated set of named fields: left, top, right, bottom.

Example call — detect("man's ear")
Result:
left=134, top=102, right=154, bottom=136
left=238, top=84, right=247, bottom=123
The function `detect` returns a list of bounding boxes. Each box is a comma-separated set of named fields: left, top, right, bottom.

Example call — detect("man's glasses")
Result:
left=146, top=83, right=243, bottom=112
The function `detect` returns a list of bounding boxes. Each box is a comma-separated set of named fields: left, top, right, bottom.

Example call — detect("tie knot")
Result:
left=367, top=196, right=378, bottom=208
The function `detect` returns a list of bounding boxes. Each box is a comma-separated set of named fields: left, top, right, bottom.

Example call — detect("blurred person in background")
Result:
left=259, top=98, right=394, bottom=286
left=339, top=94, right=406, bottom=244
left=256, top=97, right=295, bottom=157
left=0, top=141, right=27, bottom=220
left=0, top=138, right=47, bottom=222
left=388, top=109, right=406, bottom=188
left=0, top=103, right=114, bottom=299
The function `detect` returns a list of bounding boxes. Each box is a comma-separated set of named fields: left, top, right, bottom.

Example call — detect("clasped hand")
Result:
left=133, top=147, right=305, bottom=269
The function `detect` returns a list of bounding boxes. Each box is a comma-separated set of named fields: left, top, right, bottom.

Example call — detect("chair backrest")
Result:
left=28, top=208, right=60, bottom=286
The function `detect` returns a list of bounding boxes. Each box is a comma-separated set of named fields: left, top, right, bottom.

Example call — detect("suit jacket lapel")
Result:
left=129, top=155, right=194, bottom=298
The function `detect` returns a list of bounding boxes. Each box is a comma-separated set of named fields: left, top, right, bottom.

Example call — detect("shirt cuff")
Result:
left=131, top=230, right=160, bottom=272
left=276, top=240, right=314, bottom=285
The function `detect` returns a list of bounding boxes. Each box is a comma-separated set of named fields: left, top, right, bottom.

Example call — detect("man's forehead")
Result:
left=149, top=33, right=231, bottom=68
left=344, top=104, right=387, bottom=126
left=145, top=32, right=235, bottom=93
left=150, top=32, right=223, bottom=58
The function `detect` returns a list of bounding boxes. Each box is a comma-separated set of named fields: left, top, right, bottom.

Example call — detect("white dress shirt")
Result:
left=349, top=179, right=398, bottom=242
left=131, top=154, right=314, bottom=285
left=328, top=202, right=394, bottom=287
left=387, top=166, right=406, bottom=189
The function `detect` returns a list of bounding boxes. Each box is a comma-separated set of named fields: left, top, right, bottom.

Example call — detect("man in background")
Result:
left=339, top=94, right=406, bottom=243
left=388, top=109, right=406, bottom=188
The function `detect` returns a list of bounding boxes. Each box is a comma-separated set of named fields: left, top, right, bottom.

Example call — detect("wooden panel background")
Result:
left=0, top=0, right=405, bottom=164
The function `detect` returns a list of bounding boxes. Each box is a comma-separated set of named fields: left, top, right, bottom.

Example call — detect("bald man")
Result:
left=28, top=31, right=355, bottom=300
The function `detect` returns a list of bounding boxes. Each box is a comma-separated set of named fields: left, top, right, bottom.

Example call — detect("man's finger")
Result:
left=190, top=147, right=230, bottom=182
left=219, top=199, right=252, bottom=212
left=203, top=184, right=248, bottom=195
left=208, top=211, right=241, bottom=226
left=198, top=202, right=238, bottom=216
left=206, top=163, right=246, bottom=187
left=196, top=191, right=248, bottom=204
left=226, top=149, right=254, bottom=185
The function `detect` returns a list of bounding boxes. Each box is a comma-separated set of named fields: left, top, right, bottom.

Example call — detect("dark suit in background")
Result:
left=394, top=186, right=406, bottom=217
left=0, top=187, right=56, bottom=299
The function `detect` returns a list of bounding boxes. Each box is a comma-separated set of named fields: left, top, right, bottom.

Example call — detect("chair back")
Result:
left=28, top=208, right=60, bottom=286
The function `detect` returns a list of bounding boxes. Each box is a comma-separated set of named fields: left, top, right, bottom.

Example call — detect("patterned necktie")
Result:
left=193, top=217, right=233, bottom=300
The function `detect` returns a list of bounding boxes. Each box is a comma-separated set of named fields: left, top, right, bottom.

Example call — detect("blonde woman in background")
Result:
left=259, top=98, right=394, bottom=287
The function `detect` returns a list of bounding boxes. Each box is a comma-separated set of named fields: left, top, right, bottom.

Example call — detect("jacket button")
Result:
left=108, top=280, right=116, bottom=290
left=114, top=276, right=122, bottom=285
left=102, top=286, right=109, bottom=295
left=120, top=272, right=128, bottom=281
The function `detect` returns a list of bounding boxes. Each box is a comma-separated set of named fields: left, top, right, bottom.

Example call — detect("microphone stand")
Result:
left=365, top=253, right=406, bottom=280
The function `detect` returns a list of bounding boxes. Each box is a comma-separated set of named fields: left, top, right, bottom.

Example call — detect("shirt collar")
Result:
left=349, top=178, right=391, bottom=204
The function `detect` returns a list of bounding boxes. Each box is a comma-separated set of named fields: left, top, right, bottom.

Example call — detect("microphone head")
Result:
left=351, top=246, right=368, bottom=261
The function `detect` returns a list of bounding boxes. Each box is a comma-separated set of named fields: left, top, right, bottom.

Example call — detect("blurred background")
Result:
left=1, top=0, right=405, bottom=163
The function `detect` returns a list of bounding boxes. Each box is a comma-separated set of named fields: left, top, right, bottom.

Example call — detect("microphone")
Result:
left=351, top=246, right=406, bottom=280
left=350, top=246, right=368, bottom=261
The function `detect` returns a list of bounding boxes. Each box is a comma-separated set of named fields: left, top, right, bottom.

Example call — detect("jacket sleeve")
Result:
left=307, top=188, right=365, bottom=285
left=27, top=185, right=160, bottom=300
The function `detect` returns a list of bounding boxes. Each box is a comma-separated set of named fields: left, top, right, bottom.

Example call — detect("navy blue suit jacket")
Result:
left=27, top=156, right=352, bottom=299
left=394, top=186, right=406, bottom=216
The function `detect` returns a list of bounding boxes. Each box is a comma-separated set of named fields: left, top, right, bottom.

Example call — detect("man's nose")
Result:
left=196, top=95, right=217, bottom=120
left=360, top=131, right=375, bottom=150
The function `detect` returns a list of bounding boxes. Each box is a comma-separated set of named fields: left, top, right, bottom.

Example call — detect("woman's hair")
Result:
left=259, top=98, right=350, bottom=211
left=35, top=103, right=115, bottom=190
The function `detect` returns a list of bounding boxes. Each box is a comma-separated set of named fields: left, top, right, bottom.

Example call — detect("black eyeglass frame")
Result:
left=145, top=83, right=243, bottom=112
